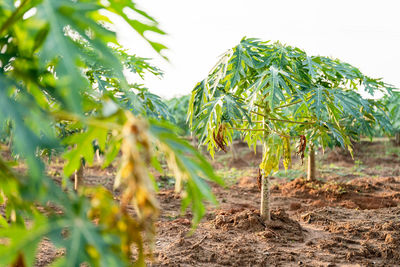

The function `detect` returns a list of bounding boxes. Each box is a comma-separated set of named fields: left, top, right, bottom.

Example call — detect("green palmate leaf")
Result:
left=308, top=85, right=326, bottom=118
left=63, top=127, right=100, bottom=176
left=332, top=90, right=362, bottom=118
left=136, top=89, right=172, bottom=120
left=223, top=94, right=252, bottom=124
left=188, top=80, right=206, bottom=127
left=107, top=0, right=167, bottom=58
left=120, top=51, right=163, bottom=78
left=226, top=44, right=246, bottom=89
left=303, top=56, right=320, bottom=78
left=0, top=213, right=49, bottom=267
left=265, top=66, right=286, bottom=109
left=37, top=0, right=89, bottom=112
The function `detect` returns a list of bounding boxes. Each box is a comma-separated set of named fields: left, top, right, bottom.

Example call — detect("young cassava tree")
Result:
left=188, top=38, right=392, bottom=221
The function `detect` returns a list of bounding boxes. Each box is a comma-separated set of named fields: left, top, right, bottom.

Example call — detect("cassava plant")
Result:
left=0, top=1, right=222, bottom=266
left=188, top=37, right=392, bottom=221
left=381, top=91, right=400, bottom=145
left=166, top=95, right=191, bottom=135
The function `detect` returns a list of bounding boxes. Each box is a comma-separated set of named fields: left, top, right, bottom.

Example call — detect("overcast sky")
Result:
left=115, top=0, right=400, bottom=99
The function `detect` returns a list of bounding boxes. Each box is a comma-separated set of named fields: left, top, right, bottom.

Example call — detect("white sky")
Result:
left=115, top=0, right=400, bottom=99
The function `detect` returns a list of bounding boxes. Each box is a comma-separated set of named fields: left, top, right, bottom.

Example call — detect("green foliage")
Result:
left=361, top=91, right=400, bottom=139
left=0, top=1, right=221, bottom=266
left=383, top=91, right=400, bottom=134
left=166, top=95, right=191, bottom=135
left=189, top=37, right=393, bottom=174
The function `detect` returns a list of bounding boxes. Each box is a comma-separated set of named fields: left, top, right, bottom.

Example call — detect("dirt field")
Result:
left=149, top=140, right=400, bottom=267
left=29, top=140, right=400, bottom=266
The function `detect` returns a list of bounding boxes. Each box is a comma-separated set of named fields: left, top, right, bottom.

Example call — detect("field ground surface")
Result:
left=4, top=140, right=400, bottom=266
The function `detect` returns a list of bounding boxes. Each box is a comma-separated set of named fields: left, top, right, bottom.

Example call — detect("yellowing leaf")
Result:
left=282, top=136, right=291, bottom=170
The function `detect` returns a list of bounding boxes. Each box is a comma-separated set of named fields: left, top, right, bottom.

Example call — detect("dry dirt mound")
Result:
left=214, top=208, right=265, bottom=231
left=280, top=177, right=399, bottom=210
left=213, top=208, right=304, bottom=242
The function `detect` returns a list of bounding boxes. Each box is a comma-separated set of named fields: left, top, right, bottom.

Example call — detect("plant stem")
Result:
left=248, top=111, right=315, bottom=125
left=227, top=127, right=266, bottom=132
left=260, top=105, right=271, bottom=222
left=274, top=96, right=313, bottom=109
left=274, top=99, right=302, bottom=109
left=307, top=144, right=316, bottom=181
left=72, top=159, right=84, bottom=191
left=260, top=165, right=270, bottom=221
left=227, top=126, right=291, bottom=138
left=231, top=95, right=264, bottom=108
left=250, top=110, right=266, bottom=117
left=267, top=117, right=315, bottom=125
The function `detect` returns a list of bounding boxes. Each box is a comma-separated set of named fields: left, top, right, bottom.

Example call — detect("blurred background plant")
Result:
left=0, top=1, right=221, bottom=266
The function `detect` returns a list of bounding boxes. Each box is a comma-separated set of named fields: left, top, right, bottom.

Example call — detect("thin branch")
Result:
left=250, top=110, right=266, bottom=117
left=252, top=118, right=315, bottom=124
left=267, top=118, right=315, bottom=125
left=233, top=94, right=312, bottom=110
left=274, top=99, right=302, bottom=109
left=227, top=127, right=266, bottom=132
left=227, top=126, right=292, bottom=138
left=233, top=95, right=264, bottom=108
left=274, top=96, right=312, bottom=109
left=248, top=111, right=315, bottom=124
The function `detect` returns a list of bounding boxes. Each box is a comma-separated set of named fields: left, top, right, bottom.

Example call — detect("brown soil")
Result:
left=148, top=140, right=400, bottom=267
left=26, top=139, right=400, bottom=266
left=151, top=176, right=400, bottom=267
left=280, top=177, right=399, bottom=210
